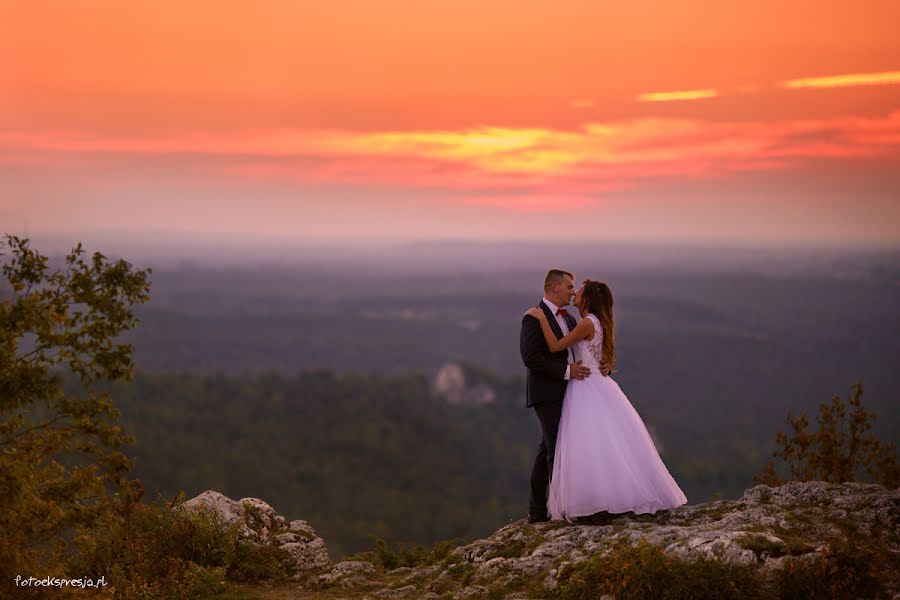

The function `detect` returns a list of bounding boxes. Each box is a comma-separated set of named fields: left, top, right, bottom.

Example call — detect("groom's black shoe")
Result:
left=527, top=513, right=550, bottom=524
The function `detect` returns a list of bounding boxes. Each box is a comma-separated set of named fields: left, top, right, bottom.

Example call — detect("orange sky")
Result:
left=1, top=0, right=899, bottom=246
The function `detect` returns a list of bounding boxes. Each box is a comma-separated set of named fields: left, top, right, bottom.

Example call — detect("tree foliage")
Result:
left=756, top=382, right=898, bottom=487
left=0, top=235, right=151, bottom=585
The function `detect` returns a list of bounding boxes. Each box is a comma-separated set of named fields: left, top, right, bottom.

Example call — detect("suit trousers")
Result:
left=528, top=399, right=563, bottom=518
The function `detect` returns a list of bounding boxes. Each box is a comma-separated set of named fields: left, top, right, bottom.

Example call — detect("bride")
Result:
left=525, top=279, right=687, bottom=520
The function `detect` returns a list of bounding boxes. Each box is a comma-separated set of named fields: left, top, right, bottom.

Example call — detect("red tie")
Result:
left=556, top=308, right=568, bottom=317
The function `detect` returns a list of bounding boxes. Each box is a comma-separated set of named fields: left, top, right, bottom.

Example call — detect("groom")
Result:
left=521, top=269, right=592, bottom=523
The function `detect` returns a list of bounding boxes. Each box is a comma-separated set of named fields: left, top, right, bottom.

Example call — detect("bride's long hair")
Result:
left=581, top=279, right=616, bottom=370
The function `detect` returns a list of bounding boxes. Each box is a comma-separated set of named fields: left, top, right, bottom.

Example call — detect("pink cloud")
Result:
left=1, top=110, right=898, bottom=211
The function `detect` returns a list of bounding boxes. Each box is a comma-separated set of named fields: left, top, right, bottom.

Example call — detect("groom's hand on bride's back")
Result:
left=599, top=361, right=612, bottom=377
left=570, top=361, right=591, bottom=380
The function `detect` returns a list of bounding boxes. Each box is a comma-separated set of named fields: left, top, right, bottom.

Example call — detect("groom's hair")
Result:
left=544, top=269, right=574, bottom=291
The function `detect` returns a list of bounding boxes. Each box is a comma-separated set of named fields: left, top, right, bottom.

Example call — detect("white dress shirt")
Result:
left=542, top=297, right=573, bottom=380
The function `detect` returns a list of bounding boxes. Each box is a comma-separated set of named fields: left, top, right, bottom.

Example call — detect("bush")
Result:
left=756, top=382, right=898, bottom=487
left=69, top=482, right=289, bottom=599
left=774, top=540, right=883, bottom=599
left=346, top=536, right=461, bottom=572
left=553, top=535, right=890, bottom=599
left=553, top=538, right=766, bottom=600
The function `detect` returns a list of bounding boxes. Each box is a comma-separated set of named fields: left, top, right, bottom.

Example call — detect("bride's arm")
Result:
left=524, top=309, right=595, bottom=352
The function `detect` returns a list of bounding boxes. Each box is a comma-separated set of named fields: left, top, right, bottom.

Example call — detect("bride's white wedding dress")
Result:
left=547, top=314, right=687, bottom=519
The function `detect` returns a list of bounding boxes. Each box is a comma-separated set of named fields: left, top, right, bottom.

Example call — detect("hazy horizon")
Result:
left=3, top=232, right=897, bottom=302
left=8, top=229, right=900, bottom=265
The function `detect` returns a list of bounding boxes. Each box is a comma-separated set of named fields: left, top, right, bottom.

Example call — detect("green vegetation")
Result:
left=756, top=382, right=899, bottom=487
left=93, top=367, right=540, bottom=557
left=553, top=538, right=765, bottom=600
left=687, top=501, right=743, bottom=523
left=346, top=537, right=461, bottom=572
left=768, top=526, right=815, bottom=555
left=773, top=540, right=883, bottom=599
left=552, top=534, right=890, bottom=600
left=0, top=238, right=295, bottom=599
left=736, top=534, right=790, bottom=558
left=0, top=235, right=151, bottom=593
left=70, top=485, right=290, bottom=599
left=483, top=538, right=527, bottom=562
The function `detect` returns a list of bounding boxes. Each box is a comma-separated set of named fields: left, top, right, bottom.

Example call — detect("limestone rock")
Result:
left=181, top=491, right=250, bottom=538
left=433, top=363, right=496, bottom=405
left=329, top=482, right=897, bottom=598
left=188, top=482, right=900, bottom=597
left=314, top=560, right=379, bottom=590
left=373, top=584, right=419, bottom=598
left=179, top=490, right=331, bottom=578
left=454, top=585, right=489, bottom=599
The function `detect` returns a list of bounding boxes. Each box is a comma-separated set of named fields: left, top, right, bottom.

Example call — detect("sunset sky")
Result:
left=1, top=0, right=899, bottom=248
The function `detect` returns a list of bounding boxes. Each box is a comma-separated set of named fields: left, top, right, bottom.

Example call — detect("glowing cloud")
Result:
left=782, top=70, right=900, bottom=90
left=635, top=89, right=721, bottom=102
left=2, top=111, right=899, bottom=214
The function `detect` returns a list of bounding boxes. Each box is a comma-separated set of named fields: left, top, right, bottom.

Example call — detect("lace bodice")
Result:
left=572, top=313, right=603, bottom=369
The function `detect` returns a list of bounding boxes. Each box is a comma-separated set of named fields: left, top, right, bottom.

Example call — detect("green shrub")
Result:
left=553, top=538, right=766, bottom=600
left=346, top=536, right=461, bottom=572
left=483, top=538, right=527, bottom=561
left=69, top=484, right=288, bottom=599
left=756, top=382, right=898, bottom=487
left=774, top=539, right=883, bottom=599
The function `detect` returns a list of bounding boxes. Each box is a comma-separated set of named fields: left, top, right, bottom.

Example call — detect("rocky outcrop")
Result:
left=433, top=363, right=496, bottom=405
left=179, top=490, right=331, bottom=579
left=305, top=481, right=899, bottom=599
left=433, top=481, right=898, bottom=597
left=183, top=482, right=899, bottom=598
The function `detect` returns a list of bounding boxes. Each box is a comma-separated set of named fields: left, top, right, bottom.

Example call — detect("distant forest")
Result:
left=94, top=363, right=893, bottom=558
left=95, top=367, right=742, bottom=558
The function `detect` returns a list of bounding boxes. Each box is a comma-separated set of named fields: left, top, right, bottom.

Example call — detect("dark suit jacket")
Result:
left=520, top=300, right=577, bottom=408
